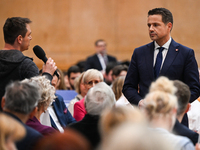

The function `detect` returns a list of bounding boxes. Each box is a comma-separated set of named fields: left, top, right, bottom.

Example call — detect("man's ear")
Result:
left=29, top=107, right=38, bottom=119
left=1, top=97, right=5, bottom=110
left=16, top=35, right=23, bottom=44
left=167, top=22, right=173, bottom=32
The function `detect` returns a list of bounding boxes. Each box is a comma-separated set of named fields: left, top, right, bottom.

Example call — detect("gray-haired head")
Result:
left=4, top=81, right=40, bottom=114
left=85, top=82, right=116, bottom=115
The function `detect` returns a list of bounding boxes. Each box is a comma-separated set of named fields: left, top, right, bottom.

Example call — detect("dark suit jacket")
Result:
left=123, top=39, right=200, bottom=105
left=50, top=94, right=76, bottom=129
left=173, top=119, right=198, bottom=145
left=4, top=112, right=42, bottom=150
left=85, top=53, right=117, bottom=71
left=68, top=114, right=100, bottom=149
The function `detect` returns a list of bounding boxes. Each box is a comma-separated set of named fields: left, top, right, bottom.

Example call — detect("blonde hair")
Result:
left=24, top=76, right=56, bottom=110
left=0, top=113, right=26, bottom=150
left=112, top=76, right=125, bottom=100
left=74, top=72, right=85, bottom=94
left=144, top=76, right=177, bottom=120
left=83, top=69, right=103, bottom=83
left=100, top=106, right=146, bottom=137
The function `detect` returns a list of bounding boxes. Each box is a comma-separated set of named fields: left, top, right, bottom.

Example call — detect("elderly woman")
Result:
left=0, top=113, right=25, bottom=150
left=73, top=69, right=104, bottom=121
left=143, top=77, right=194, bottom=150
left=69, top=82, right=116, bottom=149
left=68, top=72, right=87, bottom=116
left=25, top=76, right=57, bottom=136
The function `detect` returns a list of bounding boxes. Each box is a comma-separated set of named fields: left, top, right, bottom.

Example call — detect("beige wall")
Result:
left=0, top=0, right=200, bottom=70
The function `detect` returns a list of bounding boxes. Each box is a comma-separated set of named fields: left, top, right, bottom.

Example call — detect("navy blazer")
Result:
left=51, top=94, right=76, bottom=129
left=123, top=39, right=200, bottom=105
left=173, top=119, right=198, bottom=145
left=85, top=53, right=117, bottom=71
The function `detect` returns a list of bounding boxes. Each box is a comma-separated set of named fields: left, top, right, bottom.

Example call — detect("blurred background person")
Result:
left=34, top=129, right=91, bottom=150
left=143, top=77, right=194, bottom=150
left=67, top=65, right=81, bottom=90
left=51, top=68, right=67, bottom=90
left=103, top=62, right=119, bottom=85
left=24, top=76, right=57, bottom=136
left=73, top=69, right=103, bottom=121
left=112, top=76, right=132, bottom=107
left=0, top=113, right=26, bottom=150
left=69, top=82, right=116, bottom=149
left=63, top=71, right=71, bottom=90
left=68, top=72, right=87, bottom=116
left=111, top=64, right=128, bottom=81
left=85, top=39, right=117, bottom=73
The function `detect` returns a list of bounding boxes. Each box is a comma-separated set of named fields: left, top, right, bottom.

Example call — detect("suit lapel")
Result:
left=160, top=39, right=179, bottom=75
left=145, top=42, right=155, bottom=80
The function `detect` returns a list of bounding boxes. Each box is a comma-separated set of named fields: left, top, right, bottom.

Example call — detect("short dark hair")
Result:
left=67, top=65, right=81, bottom=78
left=148, top=8, right=173, bottom=25
left=112, top=65, right=128, bottom=77
left=173, top=80, right=190, bottom=116
left=3, top=17, right=32, bottom=45
left=94, top=39, right=105, bottom=46
left=105, top=62, right=119, bottom=75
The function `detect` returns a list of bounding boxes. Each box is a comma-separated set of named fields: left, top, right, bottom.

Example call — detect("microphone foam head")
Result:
left=33, top=45, right=46, bottom=60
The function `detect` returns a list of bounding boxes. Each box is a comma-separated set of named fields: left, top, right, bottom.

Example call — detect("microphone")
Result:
left=33, top=45, right=59, bottom=78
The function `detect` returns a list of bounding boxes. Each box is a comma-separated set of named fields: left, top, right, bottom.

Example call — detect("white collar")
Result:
left=154, top=37, right=172, bottom=50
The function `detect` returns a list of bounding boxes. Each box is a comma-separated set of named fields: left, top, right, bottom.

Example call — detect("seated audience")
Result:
left=112, top=76, right=132, bottom=107
left=1, top=81, right=42, bottom=150
left=24, top=76, right=57, bottom=136
left=67, top=65, right=81, bottom=90
left=34, top=129, right=91, bottom=150
left=63, top=71, right=71, bottom=90
left=0, top=113, right=26, bottom=150
left=172, top=80, right=199, bottom=145
left=112, top=64, right=128, bottom=81
left=51, top=68, right=67, bottom=90
left=69, top=82, right=116, bottom=149
left=68, top=72, right=87, bottom=116
left=40, top=72, right=76, bottom=133
left=104, top=62, right=119, bottom=85
left=99, top=122, right=174, bottom=150
left=73, top=69, right=103, bottom=121
left=143, top=77, right=194, bottom=150
left=100, top=106, right=146, bottom=139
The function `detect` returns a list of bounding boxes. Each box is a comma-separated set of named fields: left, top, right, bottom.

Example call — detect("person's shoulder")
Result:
left=86, top=54, right=97, bottom=60
left=134, top=42, right=154, bottom=52
left=25, top=124, right=42, bottom=137
left=171, top=39, right=193, bottom=51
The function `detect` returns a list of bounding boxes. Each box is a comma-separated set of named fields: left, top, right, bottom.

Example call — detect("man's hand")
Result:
left=42, top=57, right=57, bottom=76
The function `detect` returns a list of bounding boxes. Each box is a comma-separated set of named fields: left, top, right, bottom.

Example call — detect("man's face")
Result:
left=20, top=24, right=32, bottom=51
left=69, top=72, right=81, bottom=90
left=147, top=15, right=172, bottom=46
left=95, top=41, right=107, bottom=55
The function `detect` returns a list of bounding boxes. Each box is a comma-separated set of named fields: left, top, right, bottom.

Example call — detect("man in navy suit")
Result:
left=123, top=8, right=200, bottom=106
left=85, top=39, right=117, bottom=72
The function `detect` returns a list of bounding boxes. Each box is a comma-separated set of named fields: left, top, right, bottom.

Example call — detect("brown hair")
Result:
left=112, top=76, right=125, bottom=100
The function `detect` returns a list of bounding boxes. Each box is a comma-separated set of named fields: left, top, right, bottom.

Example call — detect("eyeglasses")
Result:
left=97, top=45, right=106, bottom=47
left=86, top=80, right=101, bottom=86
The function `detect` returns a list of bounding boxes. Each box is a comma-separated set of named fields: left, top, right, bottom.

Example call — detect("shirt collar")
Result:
left=154, top=37, right=172, bottom=50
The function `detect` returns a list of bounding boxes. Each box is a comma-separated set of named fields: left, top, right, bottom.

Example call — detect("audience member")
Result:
left=68, top=72, right=87, bottom=116
left=76, top=60, right=86, bottom=72
left=73, top=69, right=103, bottom=121
left=104, top=62, right=119, bottom=85
left=172, top=80, right=199, bottom=145
left=112, top=76, right=132, bottom=107
left=67, top=65, right=81, bottom=90
left=143, top=77, right=194, bottom=150
left=123, top=8, right=200, bottom=106
left=100, top=106, right=146, bottom=139
left=24, top=76, right=57, bottom=136
left=69, top=82, right=116, bottom=149
left=34, top=129, right=91, bottom=150
left=63, top=71, right=71, bottom=90
left=51, top=68, right=66, bottom=90
left=99, top=122, right=174, bottom=150
left=0, top=113, right=26, bottom=150
left=1, top=81, right=42, bottom=150
left=0, top=17, right=57, bottom=110
left=85, top=39, right=117, bottom=72
left=40, top=73, right=76, bottom=133
left=112, top=64, right=128, bottom=81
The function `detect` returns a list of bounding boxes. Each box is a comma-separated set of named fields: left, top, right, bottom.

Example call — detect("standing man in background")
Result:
left=123, top=8, right=200, bottom=106
left=85, top=39, right=117, bottom=73
left=0, top=17, right=57, bottom=110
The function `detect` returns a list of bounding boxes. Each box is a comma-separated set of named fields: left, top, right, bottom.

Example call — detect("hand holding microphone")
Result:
left=33, top=45, right=58, bottom=77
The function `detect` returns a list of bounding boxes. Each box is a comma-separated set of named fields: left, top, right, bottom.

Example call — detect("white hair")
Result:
left=85, top=82, right=116, bottom=115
